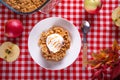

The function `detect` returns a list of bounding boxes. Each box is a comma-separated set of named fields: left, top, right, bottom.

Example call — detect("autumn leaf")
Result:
left=92, top=63, right=102, bottom=69
left=87, top=60, right=100, bottom=66
left=117, top=46, right=120, bottom=50
left=111, top=61, right=120, bottom=80
left=87, top=60, right=102, bottom=69
left=92, top=52, right=105, bottom=60
left=112, top=40, right=118, bottom=50
left=112, top=39, right=120, bottom=50
left=99, top=49, right=109, bottom=58
left=87, top=40, right=120, bottom=80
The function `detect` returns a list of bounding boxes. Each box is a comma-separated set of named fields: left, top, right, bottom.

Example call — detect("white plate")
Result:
left=28, top=17, right=81, bottom=70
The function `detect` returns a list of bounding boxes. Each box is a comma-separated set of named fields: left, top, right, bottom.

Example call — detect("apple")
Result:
left=4, top=19, right=23, bottom=38
left=84, top=0, right=102, bottom=14
left=0, top=42, right=20, bottom=62
left=112, top=7, right=120, bottom=27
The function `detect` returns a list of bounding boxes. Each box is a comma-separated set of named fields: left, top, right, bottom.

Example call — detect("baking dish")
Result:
left=0, top=0, right=50, bottom=14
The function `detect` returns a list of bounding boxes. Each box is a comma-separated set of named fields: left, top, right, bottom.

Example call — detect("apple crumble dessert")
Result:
left=38, top=26, right=71, bottom=61
left=3, top=0, right=46, bottom=13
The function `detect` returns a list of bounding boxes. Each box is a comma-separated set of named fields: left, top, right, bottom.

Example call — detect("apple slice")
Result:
left=0, top=42, right=20, bottom=62
left=84, top=0, right=102, bottom=14
left=112, top=7, right=120, bottom=27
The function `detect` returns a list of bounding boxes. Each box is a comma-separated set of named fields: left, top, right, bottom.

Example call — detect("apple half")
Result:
left=0, top=42, right=20, bottom=62
left=112, top=7, right=120, bottom=27
left=84, top=0, right=102, bottom=14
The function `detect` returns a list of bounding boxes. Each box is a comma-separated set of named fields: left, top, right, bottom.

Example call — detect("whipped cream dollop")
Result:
left=46, top=34, right=64, bottom=53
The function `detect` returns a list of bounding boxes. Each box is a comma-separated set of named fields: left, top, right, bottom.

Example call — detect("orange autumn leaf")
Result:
left=106, top=60, right=113, bottom=65
left=116, top=46, right=120, bottom=50
left=99, top=49, right=109, bottom=58
left=87, top=40, right=120, bottom=69
left=103, top=53, right=114, bottom=64
left=111, top=53, right=119, bottom=62
left=92, top=52, right=105, bottom=60
left=87, top=60, right=99, bottom=66
left=92, top=63, right=102, bottom=69
left=105, top=54, right=119, bottom=65
left=87, top=60, right=101, bottom=67
left=105, top=51, right=119, bottom=63
left=112, top=40, right=119, bottom=50
left=112, top=40, right=120, bottom=50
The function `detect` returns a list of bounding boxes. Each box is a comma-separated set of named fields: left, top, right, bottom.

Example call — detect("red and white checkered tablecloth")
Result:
left=0, top=0, right=120, bottom=80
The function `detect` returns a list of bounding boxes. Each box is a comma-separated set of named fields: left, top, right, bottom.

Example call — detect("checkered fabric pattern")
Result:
left=0, top=0, right=120, bottom=80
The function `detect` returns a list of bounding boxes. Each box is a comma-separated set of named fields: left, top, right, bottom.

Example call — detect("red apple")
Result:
left=84, top=0, right=102, bottom=14
left=112, top=7, right=120, bottom=27
left=5, top=19, right=23, bottom=38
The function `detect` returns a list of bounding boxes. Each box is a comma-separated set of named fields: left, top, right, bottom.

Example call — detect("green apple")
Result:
left=84, top=0, right=102, bottom=14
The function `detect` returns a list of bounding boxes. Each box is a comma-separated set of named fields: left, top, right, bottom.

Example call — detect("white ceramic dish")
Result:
left=28, top=17, right=81, bottom=70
